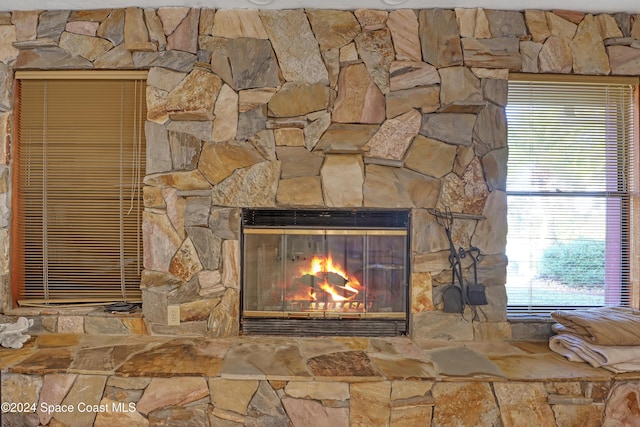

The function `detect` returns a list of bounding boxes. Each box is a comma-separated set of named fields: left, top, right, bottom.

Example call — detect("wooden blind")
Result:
left=506, top=74, right=637, bottom=314
left=13, top=72, right=147, bottom=305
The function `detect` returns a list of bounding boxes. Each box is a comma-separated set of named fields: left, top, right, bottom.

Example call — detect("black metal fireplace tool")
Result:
left=433, top=207, right=488, bottom=317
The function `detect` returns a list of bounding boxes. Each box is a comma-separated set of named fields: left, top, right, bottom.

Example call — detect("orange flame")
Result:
left=299, top=255, right=362, bottom=301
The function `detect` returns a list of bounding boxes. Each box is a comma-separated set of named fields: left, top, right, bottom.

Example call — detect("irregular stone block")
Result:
left=432, top=382, right=500, bottom=425
left=307, top=9, right=360, bottom=51
left=37, top=10, right=70, bottom=42
left=260, top=10, right=329, bottom=85
left=276, top=176, right=324, bottom=207
left=98, top=8, right=125, bottom=46
left=520, top=40, right=543, bottom=73
left=333, top=63, right=385, bottom=124
left=482, top=147, right=508, bottom=192
left=169, top=130, right=201, bottom=171
left=0, top=26, right=19, bottom=63
left=485, top=10, right=527, bottom=38
left=137, top=377, right=209, bottom=415
left=389, top=60, right=440, bottom=91
left=410, top=311, right=474, bottom=340
left=439, top=66, right=482, bottom=106
left=199, top=140, right=264, bottom=185
left=283, top=397, right=350, bottom=427
left=461, top=37, right=521, bottom=70
left=94, top=44, right=134, bottom=68
left=421, top=113, right=476, bottom=146
left=321, top=155, right=364, bottom=207
left=388, top=9, right=422, bottom=62
left=237, top=105, right=268, bottom=141
left=494, top=382, right=556, bottom=426
left=473, top=103, right=507, bottom=157
left=276, top=146, right=324, bottom=179
left=405, top=135, right=457, bottom=179
left=355, top=28, right=395, bottom=93
left=596, top=13, right=624, bottom=39
left=15, top=46, right=93, bottom=70
left=186, top=227, right=221, bottom=270
left=246, top=381, right=290, bottom=425
left=209, top=207, right=241, bottom=240
left=143, top=211, right=182, bottom=272
left=56, top=375, right=108, bottom=426
left=213, top=84, right=238, bottom=143
left=572, top=15, right=611, bottom=75
left=314, top=123, right=379, bottom=153
left=211, top=160, right=280, bottom=207
left=166, top=68, right=222, bottom=120
left=363, top=164, right=440, bottom=208
left=132, top=50, right=197, bottom=73
left=269, top=82, right=330, bottom=117
left=168, top=120, right=214, bottom=142
left=145, top=8, right=167, bottom=50
left=124, top=7, right=154, bottom=51
left=167, top=8, right=199, bottom=53
left=274, top=128, right=304, bottom=147
left=386, top=86, right=440, bottom=118
left=482, top=78, right=508, bottom=107
left=350, top=382, right=391, bottom=426
left=12, top=10, right=38, bottom=41
left=418, top=9, right=463, bottom=68
left=525, top=10, right=551, bottom=42
left=37, top=374, right=77, bottom=425
left=169, top=239, right=202, bottom=282
left=212, top=9, right=268, bottom=39
left=157, top=7, right=189, bottom=36
left=226, top=37, right=280, bottom=90
left=365, top=109, right=421, bottom=161
left=210, top=378, right=259, bottom=415
left=607, top=45, right=640, bottom=75
left=546, top=11, right=578, bottom=39
left=471, top=190, right=507, bottom=255
left=354, top=9, right=388, bottom=30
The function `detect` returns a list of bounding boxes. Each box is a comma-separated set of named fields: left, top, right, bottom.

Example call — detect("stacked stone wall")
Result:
left=0, top=8, right=638, bottom=339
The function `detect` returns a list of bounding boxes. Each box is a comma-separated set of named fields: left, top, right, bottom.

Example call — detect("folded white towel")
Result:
left=549, top=333, right=640, bottom=373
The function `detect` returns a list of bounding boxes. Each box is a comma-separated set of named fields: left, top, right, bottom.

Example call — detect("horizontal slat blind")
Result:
left=506, top=77, right=635, bottom=314
left=15, top=77, right=146, bottom=304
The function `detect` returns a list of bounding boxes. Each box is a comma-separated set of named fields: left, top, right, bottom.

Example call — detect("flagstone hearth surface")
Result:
left=0, top=334, right=613, bottom=381
left=3, top=335, right=639, bottom=426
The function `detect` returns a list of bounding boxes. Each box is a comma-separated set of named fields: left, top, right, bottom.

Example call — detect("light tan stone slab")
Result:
left=137, top=377, right=209, bottom=415
left=350, top=382, right=391, bottom=426
left=212, top=9, right=268, bottom=39
left=321, top=155, right=364, bottom=207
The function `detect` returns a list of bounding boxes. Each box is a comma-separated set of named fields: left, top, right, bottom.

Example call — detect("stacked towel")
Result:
left=549, top=307, right=640, bottom=373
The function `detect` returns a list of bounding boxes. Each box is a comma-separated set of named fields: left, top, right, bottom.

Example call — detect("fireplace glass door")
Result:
left=243, top=228, right=407, bottom=318
left=241, top=209, right=410, bottom=335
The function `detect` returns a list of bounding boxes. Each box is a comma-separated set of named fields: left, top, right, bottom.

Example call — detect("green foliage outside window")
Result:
left=538, top=240, right=605, bottom=288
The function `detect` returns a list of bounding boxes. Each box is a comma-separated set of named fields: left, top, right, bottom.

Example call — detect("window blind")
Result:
left=13, top=72, right=147, bottom=305
left=506, top=75, right=637, bottom=314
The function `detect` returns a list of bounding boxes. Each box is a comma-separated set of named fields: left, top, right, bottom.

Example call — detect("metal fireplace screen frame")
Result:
left=240, top=209, right=411, bottom=336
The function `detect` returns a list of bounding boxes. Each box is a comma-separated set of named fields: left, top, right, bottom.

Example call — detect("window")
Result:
left=506, top=74, right=637, bottom=314
left=13, top=71, right=147, bottom=305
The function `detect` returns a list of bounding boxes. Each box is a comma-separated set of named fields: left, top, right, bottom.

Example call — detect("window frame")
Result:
left=11, top=70, right=148, bottom=307
left=505, top=73, right=640, bottom=314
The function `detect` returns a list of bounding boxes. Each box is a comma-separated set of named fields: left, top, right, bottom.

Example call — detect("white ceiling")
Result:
left=2, top=0, right=640, bottom=14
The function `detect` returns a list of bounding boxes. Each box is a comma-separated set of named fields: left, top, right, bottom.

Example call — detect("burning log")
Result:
left=295, top=272, right=347, bottom=288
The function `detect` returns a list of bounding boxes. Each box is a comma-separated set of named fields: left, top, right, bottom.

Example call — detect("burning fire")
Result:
left=294, top=255, right=363, bottom=302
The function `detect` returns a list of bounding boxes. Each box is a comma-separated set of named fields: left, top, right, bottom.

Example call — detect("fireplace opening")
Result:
left=241, top=209, right=410, bottom=336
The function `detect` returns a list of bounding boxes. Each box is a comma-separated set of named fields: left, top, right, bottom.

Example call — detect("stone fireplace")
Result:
left=0, top=6, right=637, bottom=344
left=241, top=208, right=410, bottom=335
